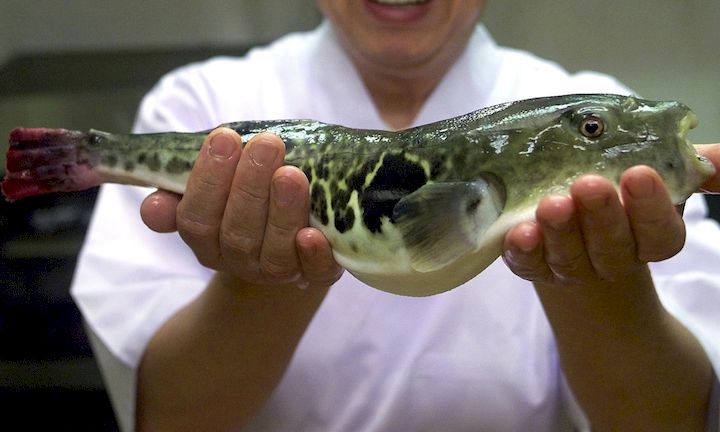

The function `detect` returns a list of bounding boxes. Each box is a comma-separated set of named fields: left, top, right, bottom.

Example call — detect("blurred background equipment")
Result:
left=0, top=0, right=718, bottom=429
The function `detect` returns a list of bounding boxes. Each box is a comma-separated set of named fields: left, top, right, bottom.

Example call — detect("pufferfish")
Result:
left=2, top=94, right=715, bottom=296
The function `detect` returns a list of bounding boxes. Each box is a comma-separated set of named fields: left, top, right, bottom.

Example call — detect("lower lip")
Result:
left=364, top=0, right=433, bottom=23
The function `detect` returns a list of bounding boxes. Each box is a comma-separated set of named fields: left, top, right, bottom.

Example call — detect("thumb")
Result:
left=141, top=189, right=182, bottom=232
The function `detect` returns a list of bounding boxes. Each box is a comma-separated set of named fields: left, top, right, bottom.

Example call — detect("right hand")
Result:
left=139, top=127, right=343, bottom=289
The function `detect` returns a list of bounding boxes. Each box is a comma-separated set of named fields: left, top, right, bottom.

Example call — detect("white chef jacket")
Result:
left=72, top=22, right=720, bottom=431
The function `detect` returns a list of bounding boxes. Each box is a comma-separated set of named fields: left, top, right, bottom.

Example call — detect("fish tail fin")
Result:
left=2, top=127, right=102, bottom=201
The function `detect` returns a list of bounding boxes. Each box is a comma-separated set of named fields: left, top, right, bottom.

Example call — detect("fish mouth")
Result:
left=680, top=111, right=717, bottom=181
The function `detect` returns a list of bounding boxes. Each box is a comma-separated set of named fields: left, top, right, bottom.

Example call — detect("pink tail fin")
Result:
left=2, top=128, right=101, bottom=201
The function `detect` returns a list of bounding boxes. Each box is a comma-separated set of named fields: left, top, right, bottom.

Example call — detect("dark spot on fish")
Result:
left=103, top=154, right=118, bottom=168
left=311, top=183, right=329, bottom=225
left=316, top=156, right=329, bottom=180
left=301, top=163, right=313, bottom=182
left=137, top=152, right=147, bottom=165
left=334, top=208, right=347, bottom=233
left=451, top=145, right=469, bottom=171
left=347, top=159, right=375, bottom=192
left=361, top=153, right=427, bottom=233
left=165, top=157, right=193, bottom=174
left=146, top=152, right=162, bottom=172
left=345, top=207, right=355, bottom=230
left=331, top=184, right=351, bottom=212
left=124, top=159, right=135, bottom=172
left=350, top=241, right=359, bottom=253
left=333, top=206, right=356, bottom=234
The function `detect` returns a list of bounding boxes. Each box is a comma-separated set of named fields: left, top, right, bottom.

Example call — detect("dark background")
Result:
left=0, top=48, right=247, bottom=430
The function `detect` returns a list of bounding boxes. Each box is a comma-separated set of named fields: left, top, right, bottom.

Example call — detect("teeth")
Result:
left=372, top=0, right=429, bottom=5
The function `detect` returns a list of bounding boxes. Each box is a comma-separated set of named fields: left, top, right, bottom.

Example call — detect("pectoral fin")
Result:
left=393, top=177, right=505, bottom=272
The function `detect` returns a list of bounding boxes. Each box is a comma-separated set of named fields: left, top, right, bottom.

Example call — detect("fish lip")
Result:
left=681, top=111, right=699, bottom=133
left=679, top=111, right=717, bottom=181
left=678, top=110, right=699, bottom=146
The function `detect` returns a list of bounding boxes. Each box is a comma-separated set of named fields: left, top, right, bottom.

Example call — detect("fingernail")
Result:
left=250, top=141, right=278, bottom=167
left=580, top=193, right=609, bottom=211
left=273, top=177, right=299, bottom=206
left=516, top=222, right=539, bottom=252
left=545, top=200, right=573, bottom=231
left=626, top=172, right=656, bottom=199
left=208, top=131, right=236, bottom=159
left=298, top=231, right=317, bottom=258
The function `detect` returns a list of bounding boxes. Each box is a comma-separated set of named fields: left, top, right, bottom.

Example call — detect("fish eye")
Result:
left=579, top=115, right=605, bottom=138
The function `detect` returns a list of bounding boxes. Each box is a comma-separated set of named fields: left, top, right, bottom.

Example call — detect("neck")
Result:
left=348, top=37, right=469, bottom=130
left=360, top=69, right=441, bottom=130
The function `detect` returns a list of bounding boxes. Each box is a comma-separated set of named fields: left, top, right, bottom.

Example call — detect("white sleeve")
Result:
left=71, top=184, right=212, bottom=368
left=653, top=195, right=720, bottom=431
left=84, top=323, right=136, bottom=432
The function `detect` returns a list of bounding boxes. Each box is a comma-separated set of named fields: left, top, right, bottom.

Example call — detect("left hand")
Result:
left=502, top=165, right=684, bottom=290
left=501, top=150, right=720, bottom=430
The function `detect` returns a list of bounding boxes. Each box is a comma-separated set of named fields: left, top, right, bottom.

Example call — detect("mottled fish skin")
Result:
left=3, top=94, right=715, bottom=296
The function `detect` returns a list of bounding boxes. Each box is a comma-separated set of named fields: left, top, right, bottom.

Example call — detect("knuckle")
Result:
left=547, top=251, right=586, bottom=277
left=260, top=255, right=299, bottom=281
left=195, top=252, right=222, bottom=270
left=637, top=212, right=667, bottom=227
left=266, top=218, right=299, bottom=239
left=310, top=270, right=344, bottom=288
left=594, top=246, right=634, bottom=268
left=177, top=215, right=216, bottom=243
left=231, top=183, right=270, bottom=206
left=502, top=251, right=551, bottom=283
left=194, top=173, right=226, bottom=191
left=220, top=228, right=261, bottom=258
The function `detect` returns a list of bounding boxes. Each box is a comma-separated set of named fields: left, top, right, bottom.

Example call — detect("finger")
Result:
left=296, top=227, right=344, bottom=288
left=621, top=166, right=685, bottom=262
left=219, top=133, right=286, bottom=268
left=176, top=128, right=242, bottom=268
left=571, top=175, right=637, bottom=278
left=535, top=194, right=593, bottom=282
left=502, top=220, right=553, bottom=283
left=141, top=189, right=181, bottom=233
left=258, top=166, right=310, bottom=283
left=695, top=144, right=720, bottom=193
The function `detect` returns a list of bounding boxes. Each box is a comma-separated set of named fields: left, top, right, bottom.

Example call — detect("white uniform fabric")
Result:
left=72, top=22, right=720, bottom=431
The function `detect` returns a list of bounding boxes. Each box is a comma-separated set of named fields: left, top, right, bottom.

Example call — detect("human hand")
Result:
left=502, top=166, right=683, bottom=294
left=502, top=165, right=716, bottom=430
left=140, top=128, right=343, bottom=289
left=695, top=143, right=720, bottom=193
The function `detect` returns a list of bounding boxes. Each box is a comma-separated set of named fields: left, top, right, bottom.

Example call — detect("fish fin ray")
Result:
left=393, top=177, right=505, bottom=272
